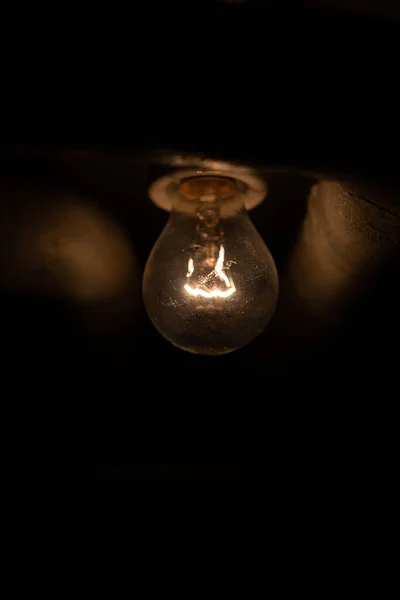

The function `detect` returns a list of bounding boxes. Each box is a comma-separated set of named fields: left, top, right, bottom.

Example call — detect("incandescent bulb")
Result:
left=143, top=173, right=278, bottom=355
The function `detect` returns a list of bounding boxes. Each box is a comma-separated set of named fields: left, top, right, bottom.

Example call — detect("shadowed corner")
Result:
left=0, top=185, right=141, bottom=334
left=269, top=180, right=400, bottom=349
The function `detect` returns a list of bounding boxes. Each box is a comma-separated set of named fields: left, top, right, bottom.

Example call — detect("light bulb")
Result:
left=143, top=171, right=278, bottom=355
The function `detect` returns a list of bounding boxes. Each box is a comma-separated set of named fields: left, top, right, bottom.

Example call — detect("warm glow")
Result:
left=184, top=244, right=236, bottom=299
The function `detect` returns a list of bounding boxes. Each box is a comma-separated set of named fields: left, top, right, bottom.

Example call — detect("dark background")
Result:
left=1, top=1, right=399, bottom=488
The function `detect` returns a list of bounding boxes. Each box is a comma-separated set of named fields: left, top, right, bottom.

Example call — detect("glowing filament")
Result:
left=186, top=258, right=194, bottom=277
left=184, top=285, right=235, bottom=298
left=184, top=244, right=236, bottom=299
left=214, top=245, right=231, bottom=288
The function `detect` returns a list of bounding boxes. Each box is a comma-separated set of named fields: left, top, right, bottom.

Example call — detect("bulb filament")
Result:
left=184, top=244, right=236, bottom=299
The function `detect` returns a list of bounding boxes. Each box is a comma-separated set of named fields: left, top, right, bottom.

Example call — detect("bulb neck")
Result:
left=173, top=175, right=245, bottom=217
left=148, top=168, right=267, bottom=212
left=178, top=176, right=238, bottom=203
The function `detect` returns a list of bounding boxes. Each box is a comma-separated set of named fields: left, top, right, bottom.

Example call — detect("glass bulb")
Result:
left=143, top=175, right=278, bottom=355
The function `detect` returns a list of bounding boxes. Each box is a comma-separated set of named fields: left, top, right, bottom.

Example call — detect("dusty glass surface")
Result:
left=143, top=176, right=278, bottom=355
